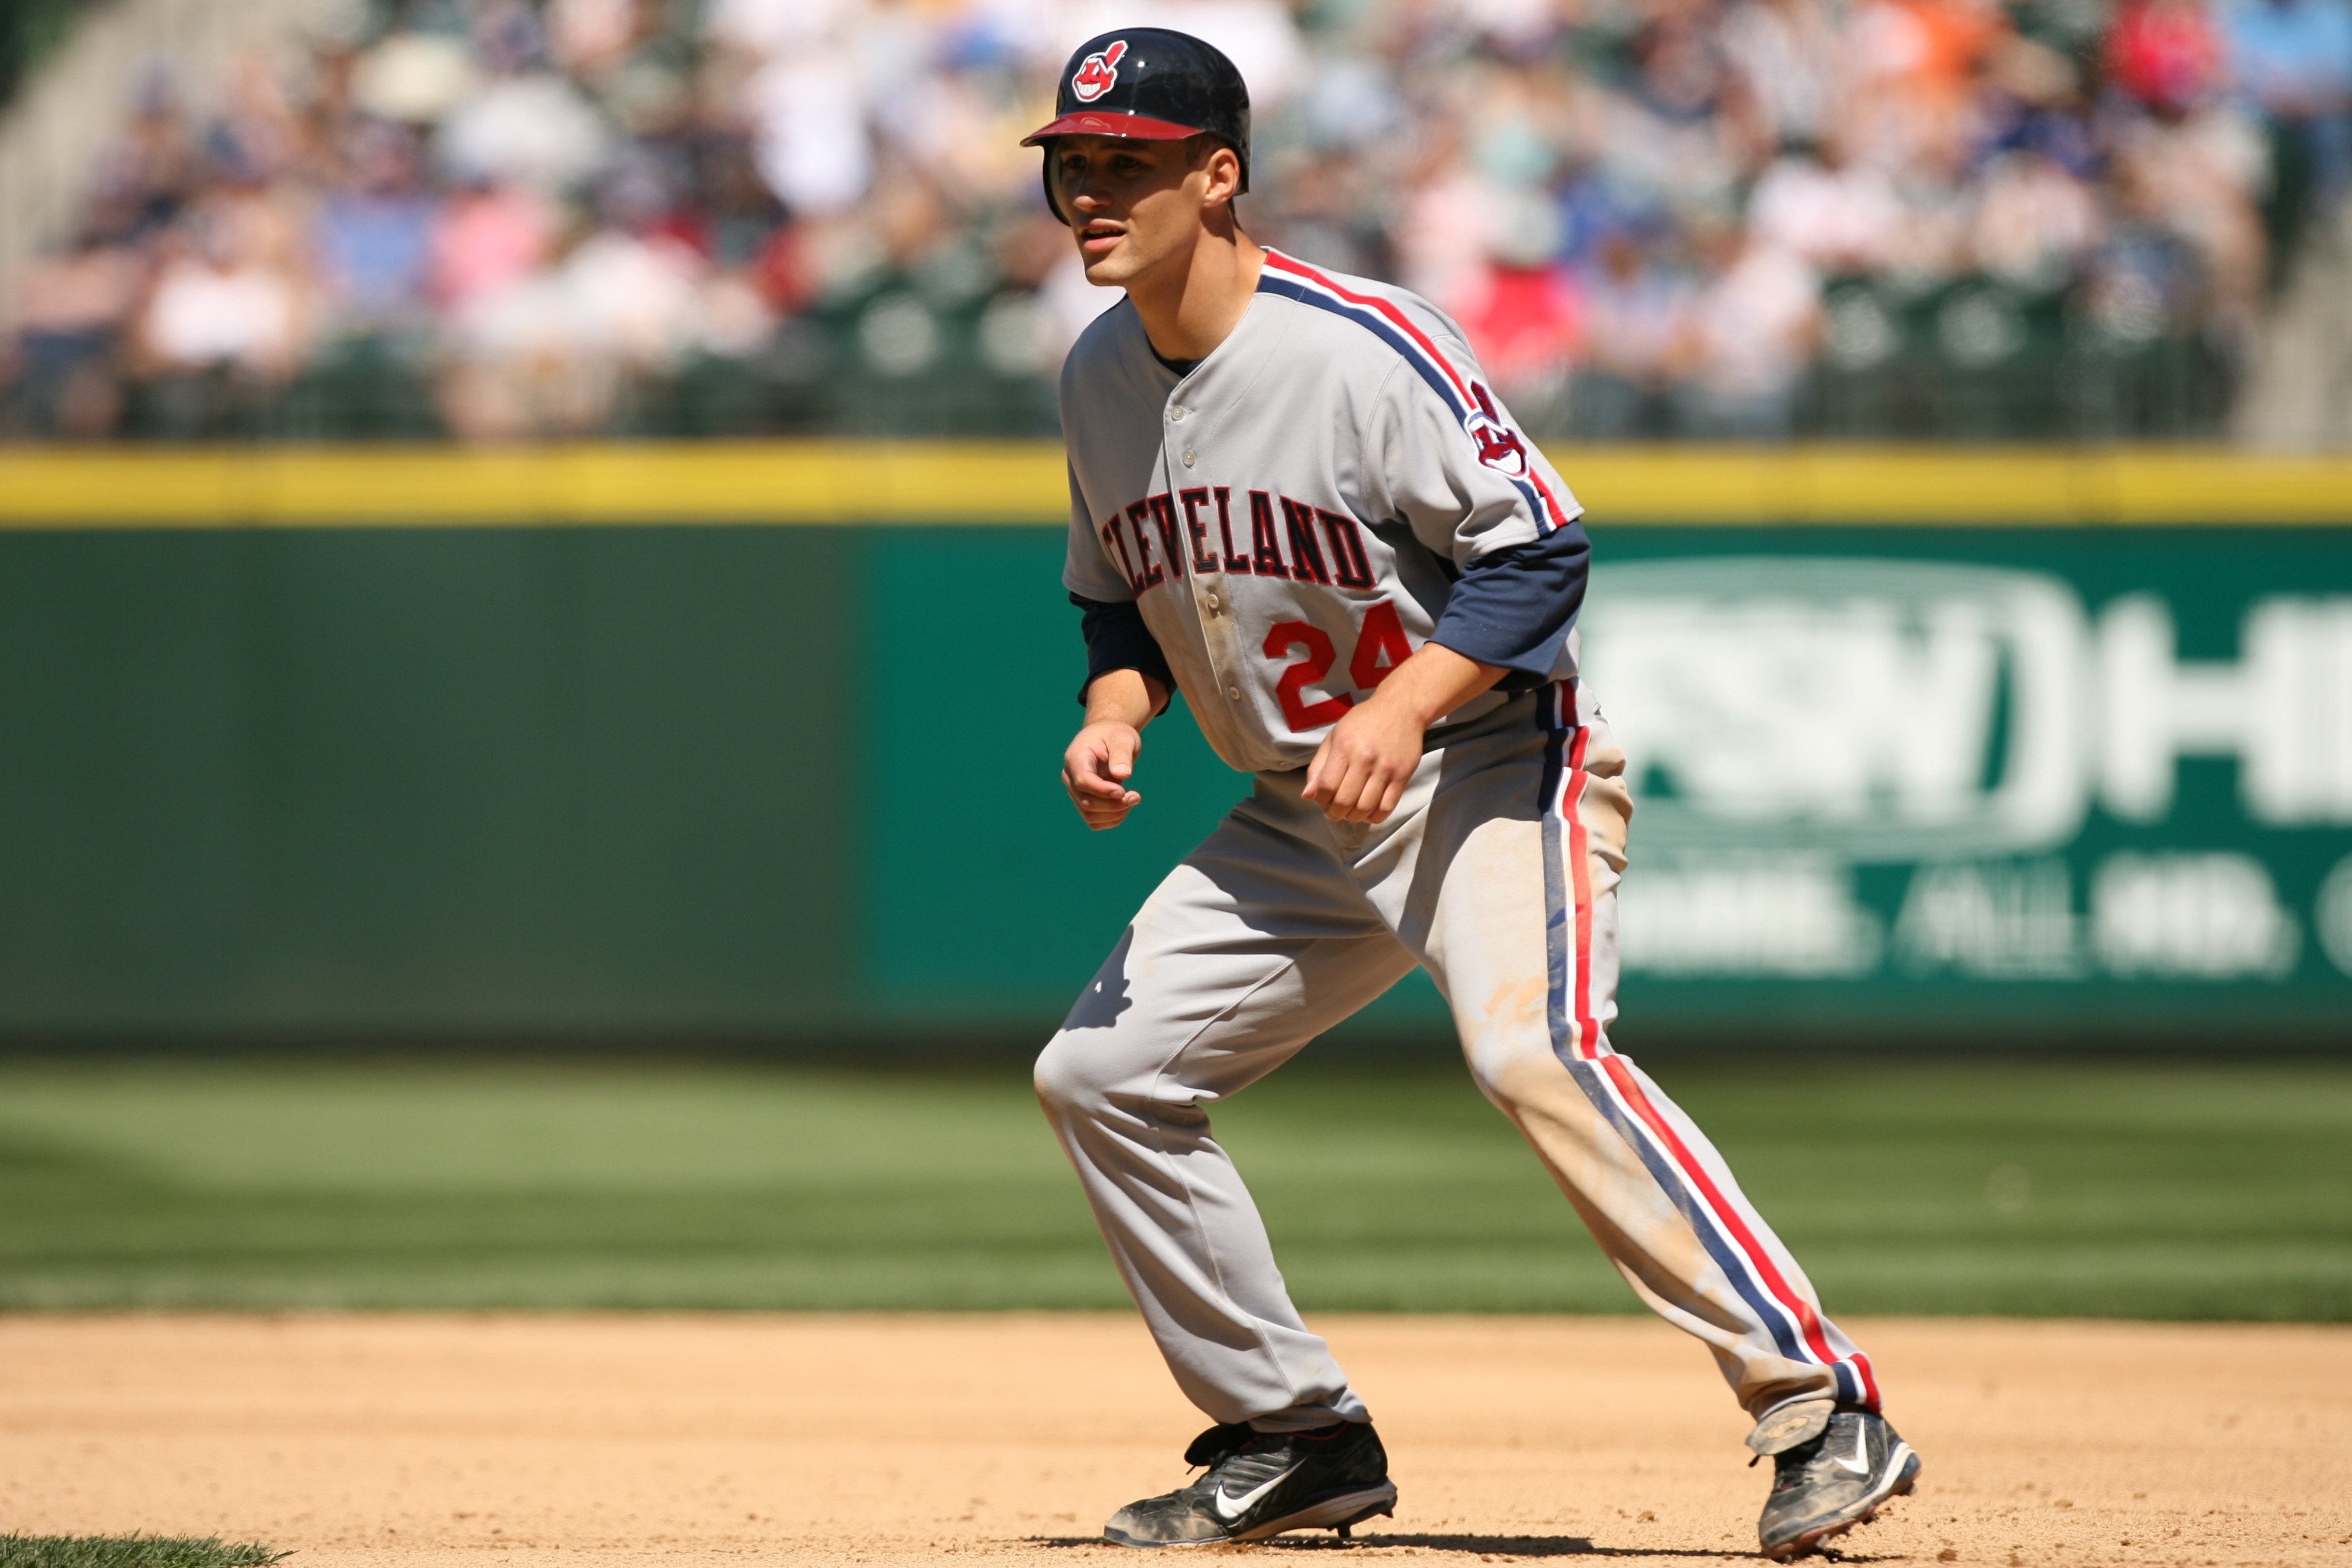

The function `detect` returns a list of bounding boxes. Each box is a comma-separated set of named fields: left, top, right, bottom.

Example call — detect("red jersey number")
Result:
left=1261, top=599, right=1417, bottom=733
left=1349, top=599, right=1412, bottom=691
left=1263, top=622, right=1355, bottom=731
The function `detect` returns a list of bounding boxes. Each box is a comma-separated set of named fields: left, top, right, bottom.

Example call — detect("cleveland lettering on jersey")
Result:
left=1101, top=488, right=1381, bottom=597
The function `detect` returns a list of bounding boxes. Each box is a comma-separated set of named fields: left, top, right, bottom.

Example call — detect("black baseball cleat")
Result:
left=1756, top=1404, right=1922, bottom=1560
left=1101, top=1418, right=1398, bottom=1547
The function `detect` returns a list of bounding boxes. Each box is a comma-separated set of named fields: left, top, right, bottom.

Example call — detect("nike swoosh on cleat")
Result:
left=1832, top=1426, right=1873, bottom=1476
left=1213, top=1462, right=1304, bottom=1520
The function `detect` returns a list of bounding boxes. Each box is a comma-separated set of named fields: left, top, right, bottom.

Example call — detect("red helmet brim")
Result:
left=1020, top=110, right=1206, bottom=146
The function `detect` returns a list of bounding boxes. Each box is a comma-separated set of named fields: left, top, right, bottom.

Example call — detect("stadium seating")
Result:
left=3, top=0, right=2345, bottom=443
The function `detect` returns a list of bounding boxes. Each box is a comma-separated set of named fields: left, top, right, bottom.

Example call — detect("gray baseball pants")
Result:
left=1034, top=683, right=1880, bottom=1432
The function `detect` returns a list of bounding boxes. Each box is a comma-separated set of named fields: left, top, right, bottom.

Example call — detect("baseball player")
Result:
left=1024, top=29, right=1922, bottom=1559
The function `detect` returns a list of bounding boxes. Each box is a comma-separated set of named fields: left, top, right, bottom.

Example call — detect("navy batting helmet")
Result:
left=1022, top=28, right=1252, bottom=222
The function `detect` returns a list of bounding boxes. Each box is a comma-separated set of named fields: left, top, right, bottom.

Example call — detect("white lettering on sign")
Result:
left=1580, top=560, right=2089, bottom=860
left=2099, top=596, right=2352, bottom=826
left=1616, top=854, right=1880, bottom=976
left=2317, top=855, right=2352, bottom=978
left=2090, top=852, right=2299, bottom=979
left=1581, top=561, right=2352, bottom=857
left=1892, top=859, right=2084, bottom=979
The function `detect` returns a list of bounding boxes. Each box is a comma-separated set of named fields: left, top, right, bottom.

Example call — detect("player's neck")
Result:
left=1125, top=228, right=1265, bottom=365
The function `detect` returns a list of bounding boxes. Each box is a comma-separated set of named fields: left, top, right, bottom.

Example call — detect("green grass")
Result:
left=0, top=1057, right=2345, bottom=1318
left=0, top=1538, right=285, bottom=1568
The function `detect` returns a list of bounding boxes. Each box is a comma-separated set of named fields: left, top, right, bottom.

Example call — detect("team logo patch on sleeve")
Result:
left=1071, top=39, right=1128, bottom=102
left=1467, top=383, right=1530, bottom=477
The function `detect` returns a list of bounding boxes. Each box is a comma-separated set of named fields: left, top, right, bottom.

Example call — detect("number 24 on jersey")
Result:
left=1263, top=599, right=1413, bottom=732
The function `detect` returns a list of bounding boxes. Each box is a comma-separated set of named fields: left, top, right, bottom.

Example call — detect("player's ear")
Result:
left=1199, top=143, right=1242, bottom=209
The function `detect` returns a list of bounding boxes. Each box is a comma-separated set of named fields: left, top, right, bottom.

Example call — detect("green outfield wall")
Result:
left=3, top=445, right=2349, bottom=1045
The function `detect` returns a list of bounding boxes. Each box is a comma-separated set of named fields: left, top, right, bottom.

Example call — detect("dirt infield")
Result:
left=1, top=1316, right=2345, bottom=1567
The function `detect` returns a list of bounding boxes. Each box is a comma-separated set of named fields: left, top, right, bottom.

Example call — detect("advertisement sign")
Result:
left=1578, top=532, right=2352, bottom=1034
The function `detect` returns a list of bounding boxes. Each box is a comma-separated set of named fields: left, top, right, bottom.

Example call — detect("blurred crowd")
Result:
left=4, top=0, right=2349, bottom=442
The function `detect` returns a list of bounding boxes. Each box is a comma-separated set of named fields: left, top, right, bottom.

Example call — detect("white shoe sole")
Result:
left=1235, top=1482, right=1399, bottom=1542
left=1104, top=1482, right=1400, bottom=1548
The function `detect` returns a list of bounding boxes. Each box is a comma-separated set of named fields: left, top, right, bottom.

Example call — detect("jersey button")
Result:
left=1226, top=685, right=1242, bottom=700
left=1181, top=449, right=1196, bottom=467
left=1170, top=407, right=1186, bottom=422
left=1204, top=591, right=1222, bottom=610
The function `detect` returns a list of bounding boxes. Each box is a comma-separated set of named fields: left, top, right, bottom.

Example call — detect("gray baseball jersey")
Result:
left=1060, top=248, right=1589, bottom=771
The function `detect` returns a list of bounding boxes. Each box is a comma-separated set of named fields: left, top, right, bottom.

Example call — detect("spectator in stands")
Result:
left=1594, top=7, right=1751, bottom=217
left=135, top=197, right=303, bottom=434
left=315, top=122, right=437, bottom=333
left=1721, top=0, right=1843, bottom=150
left=438, top=226, right=609, bottom=442
left=2110, top=92, right=2271, bottom=338
left=734, top=16, right=873, bottom=219
left=7, top=222, right=146, bottom=439
left=1678, top=222, right=1823, bottom=438
left=2220, top=0, right=2352, bottom=280
left=1971, top=149, right=2105, bottom=290
left=1749, top=138, right=1906, bottom=273
left=440, top=56, right=611, bottom=193
left=1574, top=229, right=1700, bottom=438
left=2108, top=0, right=2231, bottom=114
left=2084, top=142, right=2224, bottom=345
left=95, top=72, right=203, bottom=240
left=1841, top=0, right=2005, bottom=183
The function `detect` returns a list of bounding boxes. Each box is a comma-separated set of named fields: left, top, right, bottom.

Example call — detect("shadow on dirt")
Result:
left=1023, top=1534, right=1785, bottom=1558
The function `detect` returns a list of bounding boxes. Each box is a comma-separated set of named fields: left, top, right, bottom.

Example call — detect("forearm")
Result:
left=1083, top=669, right=1169, bottom=732
left=1361, top=640, right=1506, bottom=729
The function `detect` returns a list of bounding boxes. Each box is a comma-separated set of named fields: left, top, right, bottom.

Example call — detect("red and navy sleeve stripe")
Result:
left=1255, top=250, right=1578, bottom=536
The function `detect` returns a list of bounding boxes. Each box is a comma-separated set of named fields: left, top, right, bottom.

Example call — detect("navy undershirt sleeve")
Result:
left=1427, top=523, right=1591, bottom=685
left=1072, top=593, right=1176, bottom=708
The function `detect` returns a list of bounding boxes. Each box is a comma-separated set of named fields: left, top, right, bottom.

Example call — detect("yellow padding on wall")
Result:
left=1, top=442, right=2347, bottom=526
left=0, top=443, right=1067, bottom=526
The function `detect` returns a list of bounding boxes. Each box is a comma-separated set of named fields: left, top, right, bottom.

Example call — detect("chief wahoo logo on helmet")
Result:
left=1071, top=39, right=1127, bottom=102
left=1020, top=28, right=1255, bottom=222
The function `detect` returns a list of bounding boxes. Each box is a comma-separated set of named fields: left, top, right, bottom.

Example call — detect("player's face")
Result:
left=1052, top=135, right=1231, bottom=285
